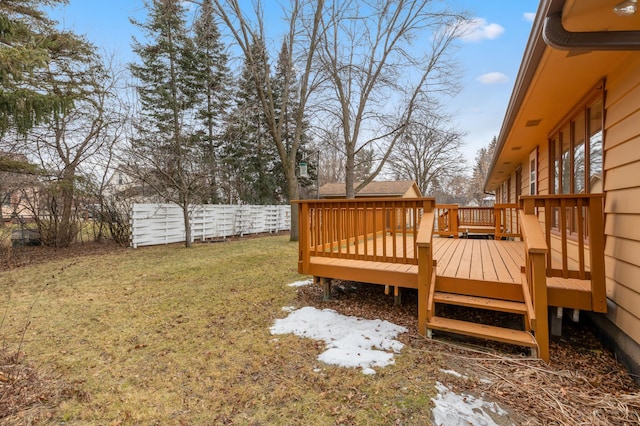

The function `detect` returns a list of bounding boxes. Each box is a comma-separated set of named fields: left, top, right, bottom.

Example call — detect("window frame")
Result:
left=549, top=80, right=604, bottom=196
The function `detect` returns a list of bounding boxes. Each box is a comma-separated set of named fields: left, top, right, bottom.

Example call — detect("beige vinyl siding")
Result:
left=602, top=54, right=640, bottom=346
left=537, top=144, right=550, bottom=196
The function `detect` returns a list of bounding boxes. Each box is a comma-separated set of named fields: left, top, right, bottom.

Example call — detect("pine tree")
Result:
left=470, top=136, right=498, bottom=205
left=189, top=0, right=230, bottom=203
left=0, top=0, right=89, bottom=136
left=221, top=39, right=281, bottom=204
left=129, top=0, right=205, bottom=247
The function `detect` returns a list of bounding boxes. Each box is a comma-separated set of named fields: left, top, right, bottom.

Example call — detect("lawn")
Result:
left=0, top=236, right=443, bottom=425
left=1, top=235, right=638, bottom=425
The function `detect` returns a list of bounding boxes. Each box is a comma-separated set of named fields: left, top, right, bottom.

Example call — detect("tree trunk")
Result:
left=182, top=202, right=192, bottom=248
left=345, top=149, right=355, bottom=199
left=58, top=167, right=77, bottom=247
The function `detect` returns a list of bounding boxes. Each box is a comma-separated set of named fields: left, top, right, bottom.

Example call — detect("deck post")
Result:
left=452, top=205, right=459, bottom=238
left=299, top=202, right=310, bottom=274
left=417, top=202, right=435, bottom=336
left=531, top=252, right=549, bottom=361
left=587, top=196, right=607, bottom=313
left=519, top=205, right=550, bottom=361
left=394, top=286, right=401, bottom=306
left=322, top=277, right=332, bottom=301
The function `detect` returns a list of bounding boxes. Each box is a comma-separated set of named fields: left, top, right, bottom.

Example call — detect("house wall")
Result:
left=493, top=54, right=640, bottom=353
left=602, top=53, right=640, bottom=346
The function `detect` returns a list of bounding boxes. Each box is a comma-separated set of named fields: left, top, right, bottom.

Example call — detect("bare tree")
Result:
left=387, top=111, right=465, bottom=196
left=211, top=0, right=326, bottom=241
left=315, top=0, right=466, bottom=198
left=22, top=53, right=125, bottom=247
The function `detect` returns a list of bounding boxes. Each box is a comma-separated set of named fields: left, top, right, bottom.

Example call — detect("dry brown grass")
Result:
left=0, top=236, right=443, bottom=425
left=0, top=234, right=638, bottom=425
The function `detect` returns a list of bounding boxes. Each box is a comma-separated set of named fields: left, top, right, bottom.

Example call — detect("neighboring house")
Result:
left=104, top=166, right=161, bottom=203
left=319, top=180, right=422, bottom=199
left=485, top=0, right=640, bottom=374
left=0, top=153, right=41, bottom=223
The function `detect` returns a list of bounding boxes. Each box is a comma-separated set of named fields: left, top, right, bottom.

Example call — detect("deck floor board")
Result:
left=308, top=235, right=596, bottom=310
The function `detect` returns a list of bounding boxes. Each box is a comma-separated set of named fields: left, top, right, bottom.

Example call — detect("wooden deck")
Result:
left=434, top=238, right=523, bottom=284
left=295, top=196, right=607, bottom=362
left=307, top=236, right=592, bottom=306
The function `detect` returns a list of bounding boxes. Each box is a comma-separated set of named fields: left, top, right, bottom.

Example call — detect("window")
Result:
left=515, top=166, right=522, bottom=202
left=529, top=148, right=537, bottom=195
left=548, top=81, right=604, bottom=234
left=549, top=82, right=604, bottom=195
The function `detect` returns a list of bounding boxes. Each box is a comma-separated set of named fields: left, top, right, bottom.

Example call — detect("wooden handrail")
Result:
left=494, top=203, right=520, bottom=239
left=417, top=209, right=435, bottom=336
left=519, top=208, right=549, bottom=362
left=294, top=198, right=436, bottom=268
left=519, top=194, right=606, bottom=313
left=433, top=203, right=521, bottom=239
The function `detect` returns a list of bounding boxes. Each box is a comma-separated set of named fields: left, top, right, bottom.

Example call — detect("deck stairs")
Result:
left=426, top=274, right=539, bottom=356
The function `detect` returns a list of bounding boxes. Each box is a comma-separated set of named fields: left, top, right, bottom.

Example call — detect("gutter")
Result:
left=484, top=0, right=640, bottom=193
left=543, top=12, right=640, bottom=51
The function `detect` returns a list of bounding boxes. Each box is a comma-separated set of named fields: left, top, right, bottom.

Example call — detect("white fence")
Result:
left=130, top=203, right=291, bottom=248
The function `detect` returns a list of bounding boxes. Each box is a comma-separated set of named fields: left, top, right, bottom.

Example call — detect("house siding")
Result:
left=602, top=54, right=640, bottom=346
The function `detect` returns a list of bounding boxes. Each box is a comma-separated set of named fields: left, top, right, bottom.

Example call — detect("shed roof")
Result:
left=319, top=180, right=421, bottom=198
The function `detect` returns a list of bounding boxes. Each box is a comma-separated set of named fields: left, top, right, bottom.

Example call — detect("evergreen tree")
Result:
left=189, top=0, right=230, bottom=203
left=0, top=0, right=90, bottom=137
left=470, top=136, right=498, bottom=205
left=129, top=0, right=205, bottom=247
left=221, top=39, right=281, bottom=204
left=272, top=40, right=314, bottom=199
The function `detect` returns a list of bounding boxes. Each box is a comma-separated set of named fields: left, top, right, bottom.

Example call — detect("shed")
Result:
left=318, top=180, right=422, bottom=199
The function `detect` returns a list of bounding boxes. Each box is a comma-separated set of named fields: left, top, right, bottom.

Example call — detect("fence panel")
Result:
left=130, top=204, right=290, bottom=248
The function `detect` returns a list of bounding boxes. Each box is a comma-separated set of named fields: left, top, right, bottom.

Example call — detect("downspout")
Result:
left=543, top=12, right=640, bottom=50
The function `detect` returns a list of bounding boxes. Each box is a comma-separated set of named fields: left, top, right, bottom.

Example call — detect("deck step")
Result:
left=427, top=316, right=538, bottom=348
left=433, top=292, right=528, bottom=315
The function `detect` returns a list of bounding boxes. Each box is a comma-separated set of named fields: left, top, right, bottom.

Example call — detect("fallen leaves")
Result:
left=297, top=279, right=640, bottom=425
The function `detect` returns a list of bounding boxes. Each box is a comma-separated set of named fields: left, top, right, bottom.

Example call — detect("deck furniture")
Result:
left=294, top=195, right=606, bottom=362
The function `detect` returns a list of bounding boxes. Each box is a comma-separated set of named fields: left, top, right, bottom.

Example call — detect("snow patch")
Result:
left=432, top=382, right=510, bottom=426
left=270, top=306, right=406, bottom=374
left=288, top=279, right=313, bottom=287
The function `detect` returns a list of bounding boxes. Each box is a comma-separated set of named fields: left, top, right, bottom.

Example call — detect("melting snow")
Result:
left=270, top=306, right=406, bottom=374
left=287, top=279, right=314, bottom=287
left=432, top=382, right=510, bottom=426
left=278, top=281, right=512, bottom=422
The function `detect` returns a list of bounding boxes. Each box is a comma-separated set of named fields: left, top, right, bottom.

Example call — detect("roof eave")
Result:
left=484, top=0, right=564, bottom=192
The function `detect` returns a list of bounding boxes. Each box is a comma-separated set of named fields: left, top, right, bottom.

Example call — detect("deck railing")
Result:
left=296, top=198, right=436, bottom=268
left=519, top=193, right=606, bottom=362
left=519, top=194, right=606, bottom=312
left=433, top=204, right=520, bottom=238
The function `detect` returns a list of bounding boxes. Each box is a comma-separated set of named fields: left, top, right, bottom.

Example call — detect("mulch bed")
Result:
left=296, top=281, right=640, bottom=425
left=0, top=240, right=125, bottom=271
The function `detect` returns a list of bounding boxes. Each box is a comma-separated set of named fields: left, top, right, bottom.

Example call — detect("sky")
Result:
left=274, top=279, right=511, bottom=424
left=48, top=0, right=540, bottom=165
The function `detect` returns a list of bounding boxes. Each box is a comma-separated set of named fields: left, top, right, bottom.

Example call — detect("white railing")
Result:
left=130, top=204, right=290, bottom=248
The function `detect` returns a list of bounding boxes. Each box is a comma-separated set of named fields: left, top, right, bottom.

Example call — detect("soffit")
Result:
left=486, top=0, right=638, bottom=191
left=563, top=0, right=640, bottom=32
